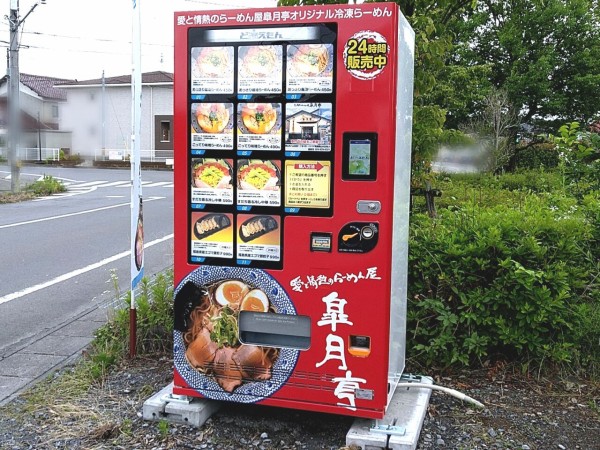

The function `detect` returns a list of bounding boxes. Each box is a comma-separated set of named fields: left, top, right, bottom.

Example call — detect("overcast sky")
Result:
left=2, top=0, right=278, bottom=81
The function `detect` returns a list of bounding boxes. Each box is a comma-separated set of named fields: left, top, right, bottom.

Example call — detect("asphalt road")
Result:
left=0, top=165, right=174, bottom=391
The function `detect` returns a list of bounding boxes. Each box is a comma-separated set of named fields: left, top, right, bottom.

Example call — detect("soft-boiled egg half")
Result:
left=215, top=280, right=249, bottom=309
left=240, top=289, right=269, bottom=312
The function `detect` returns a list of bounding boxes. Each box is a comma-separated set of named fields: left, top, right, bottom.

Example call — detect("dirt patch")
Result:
left=0, top=355, right=598, bottom=449
left=0, top=191, right=36, bottom=203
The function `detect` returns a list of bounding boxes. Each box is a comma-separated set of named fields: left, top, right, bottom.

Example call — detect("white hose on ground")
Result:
left=395, top=382, right=485, bottom=409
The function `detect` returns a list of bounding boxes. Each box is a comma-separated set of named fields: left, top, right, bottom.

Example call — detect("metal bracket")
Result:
left=400, top=373, right=422, bottom=383
left=162, top=393, right=192, bottom=405
left=369, top=422, right=407, bottom=436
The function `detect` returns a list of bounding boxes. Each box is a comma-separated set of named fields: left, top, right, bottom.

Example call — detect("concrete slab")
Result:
left=21, top=335, right=92, bottom=356
left=388, top=377, right=433, bottom=450
left=0, top=353, right=65, bottom=378
left=53, top=320, right=100, bottom=338
left=143, top=382, right=222, bottom=427
left=346, top=375, right=433, bottom=450
left=0, top=376, right=31, bottom=404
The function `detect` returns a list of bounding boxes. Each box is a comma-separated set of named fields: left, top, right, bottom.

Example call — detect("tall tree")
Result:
left=451, top=0, right=600, bottom=131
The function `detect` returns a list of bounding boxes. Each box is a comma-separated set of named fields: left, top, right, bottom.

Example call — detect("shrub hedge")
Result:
left=407, top=172, right=599, bottom=373
left=512, top=142, right=560, bottom=170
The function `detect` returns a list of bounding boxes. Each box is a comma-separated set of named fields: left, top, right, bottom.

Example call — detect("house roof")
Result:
left=20, top=73, right=75, bottom=101
left=59, top=71, right=174, bottom=88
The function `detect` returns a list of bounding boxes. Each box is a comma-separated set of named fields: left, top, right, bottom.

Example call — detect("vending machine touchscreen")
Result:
left=173, top=2, right=414, bottom=419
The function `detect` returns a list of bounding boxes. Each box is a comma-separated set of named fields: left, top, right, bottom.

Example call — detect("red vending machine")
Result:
left=172, top=2, right=414, bottom=419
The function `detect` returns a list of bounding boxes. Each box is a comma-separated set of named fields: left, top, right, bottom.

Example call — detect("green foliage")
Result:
left=408, top=173, right=599, bottom=371
left=513, top=142, right=560, bottom=170
left=26, top=175, right=66, bottom=196
left=548, top=122, right=600, bottom=198
left=158, top=419, right=170, bottom=439
left=58, top=150, right=82, bottom=164
left=89, top=270, right=174, bottom=377
left=451, top=0, right=600, bottom=130
left=493, top=170, right=565, bottom=194
left=439, top=129, right=476, bottom=147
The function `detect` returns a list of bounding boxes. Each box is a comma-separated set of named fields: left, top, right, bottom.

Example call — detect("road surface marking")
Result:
left=67, top=181, right=108, bottom=188
left=0, top=171, right=78, bottom=183
left=142, top=182, right=172, bottom=188
left=0, top=197, right=162, bottom=229
left=0, top=234, right=174, bottom=306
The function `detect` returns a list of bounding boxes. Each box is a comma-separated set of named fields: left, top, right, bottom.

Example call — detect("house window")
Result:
left=160, top=121, right=171, bottom=142
left=52, top=105, right=59, bottom=118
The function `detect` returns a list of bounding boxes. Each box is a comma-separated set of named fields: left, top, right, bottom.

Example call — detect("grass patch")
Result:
left=0, top=175, right=66, bottom=203
left=26, top=175, right=67, bottom=196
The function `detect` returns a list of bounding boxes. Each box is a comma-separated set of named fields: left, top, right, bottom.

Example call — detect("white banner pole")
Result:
left=130, top=0, right=143, bottom=359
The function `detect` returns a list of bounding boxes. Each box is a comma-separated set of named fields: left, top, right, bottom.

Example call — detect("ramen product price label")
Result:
left=343, top=31, right=389, bottom=80
left=237, top=214, right=281, bottom=262
left=237, top=159, right=281, bottom=207
left=191, top=159, right=234, bottom=205
left=237, top=103, right=282, bottom=151
left=238, top=45, right=283, bottom=94
left=191, top=103, right=234, bottom=150
left=286, top=44, right=334, bottom=94
left=191, top=212, right=234, bottom=259
left=285, top=103, right=332, bottom=152
left=284, top=160, right=331, bottom=209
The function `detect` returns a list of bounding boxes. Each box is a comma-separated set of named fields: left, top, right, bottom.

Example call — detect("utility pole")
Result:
left=37, top=111, right=41, bottom=161
left=101, top=70, right=106, bottom=154
left=7, top=0, right=44, bottom=192
left=8, top=0, right=23, bottom=193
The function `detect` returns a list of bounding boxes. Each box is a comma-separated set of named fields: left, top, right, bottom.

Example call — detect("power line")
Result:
left=0, top=27, right=172, bottom=48
left=13, top=29, right=173, bottom=48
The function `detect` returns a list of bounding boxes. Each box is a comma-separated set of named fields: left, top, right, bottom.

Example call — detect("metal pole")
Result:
left=102, top=70, right=106, bottom=154
left=130, top=0, right=143, bottom=359
left=8, top=0, right=21, bottom=193
left=37, top=112, right=41, bottom=161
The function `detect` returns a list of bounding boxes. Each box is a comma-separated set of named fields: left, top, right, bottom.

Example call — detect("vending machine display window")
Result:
left=186, top=23, right=337, bottom=269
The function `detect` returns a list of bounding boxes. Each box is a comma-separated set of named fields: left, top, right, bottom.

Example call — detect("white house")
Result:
left=58, top=71, right=174, bottom=162
left=0, top=73, right=73, bottom=159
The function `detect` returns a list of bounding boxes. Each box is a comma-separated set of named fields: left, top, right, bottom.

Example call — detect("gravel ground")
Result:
left=0, top=354, right=599, bottom=450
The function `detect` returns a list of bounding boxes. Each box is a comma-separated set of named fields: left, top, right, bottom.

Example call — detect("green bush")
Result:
left=408, top=192, right=596, bottom=369
left=428, top=171, right=563, bottom=212
left=513, top=142, right=560, bottom=169
left=549, top=122, right=600, bottom=198
left=58, top=150, right=82, bottom=163
left=26, top=175, right=66, bottom=195
left=89, top=270, right=174, bottom=377
left=495, top=170, right=566, bottom=193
